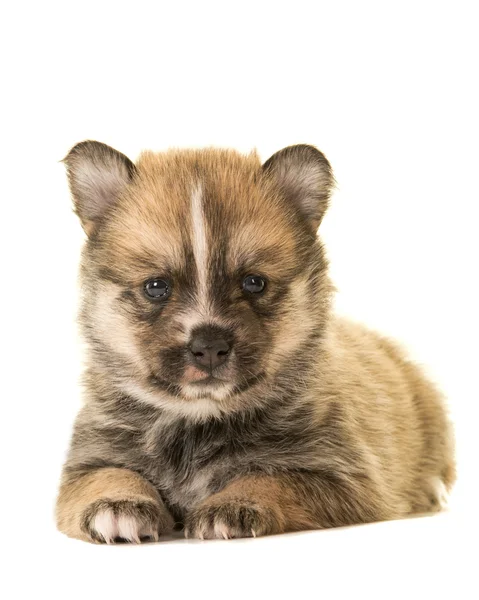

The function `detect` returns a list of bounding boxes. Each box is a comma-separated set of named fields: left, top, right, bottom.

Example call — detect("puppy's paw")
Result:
left=81, top=499, right=173, bottom=544
left=184, top=499, right=281, bottom=540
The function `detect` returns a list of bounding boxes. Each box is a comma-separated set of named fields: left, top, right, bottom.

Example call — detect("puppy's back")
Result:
left=317, top=316, right=455, bottom=513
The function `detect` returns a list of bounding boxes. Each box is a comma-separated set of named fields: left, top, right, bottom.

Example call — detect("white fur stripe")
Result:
left=191, top=184, right=208, bottom=308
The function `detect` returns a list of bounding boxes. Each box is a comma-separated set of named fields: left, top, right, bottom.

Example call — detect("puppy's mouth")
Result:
left=188, top=375, right=226, bottom=386
left=148, top=370, right=265, bottom=398
left=181, top=365, right=265, bottom=390
left=147, top=372, right=232, bottom=394
left=182, top=365, right=224, bottom=385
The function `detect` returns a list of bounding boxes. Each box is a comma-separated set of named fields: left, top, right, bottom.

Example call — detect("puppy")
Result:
left=56, top=142, right=455, bottom=543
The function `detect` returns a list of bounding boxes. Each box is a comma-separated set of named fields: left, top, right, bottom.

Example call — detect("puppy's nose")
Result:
left=189, top=335, right=231, bottom=370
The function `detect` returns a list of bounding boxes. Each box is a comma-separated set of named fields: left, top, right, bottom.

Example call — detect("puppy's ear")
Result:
left=263, top=144, right=334, bottom=229
left=63, top=140, right=136, bottom=236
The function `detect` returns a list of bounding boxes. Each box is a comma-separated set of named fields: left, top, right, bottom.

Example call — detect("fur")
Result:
left=56, top=142, right=455, bottom=543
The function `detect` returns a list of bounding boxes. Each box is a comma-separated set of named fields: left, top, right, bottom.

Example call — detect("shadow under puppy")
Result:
left=56, top=142, right=455, bottom=543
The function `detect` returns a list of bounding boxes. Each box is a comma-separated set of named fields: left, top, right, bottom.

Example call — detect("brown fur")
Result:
left=56, top=468, right=173, bottom=542
left=56, top=141, right=455, bottom=543
left=185, top=475, right=316, bottom=538
left=98, top=149, right=306, bottom=294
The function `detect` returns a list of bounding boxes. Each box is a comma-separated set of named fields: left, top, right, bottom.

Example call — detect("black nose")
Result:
left=189, top=334, right=231, bottom=370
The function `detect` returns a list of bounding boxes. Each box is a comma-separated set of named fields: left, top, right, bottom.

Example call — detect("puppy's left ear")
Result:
left=262, top=144, right=334, bottom=229
left=63, top=140, right=136, bottom=237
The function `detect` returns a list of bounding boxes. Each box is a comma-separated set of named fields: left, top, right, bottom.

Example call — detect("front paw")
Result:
left=81, top=499, right=173, bottom=544
left=184, top=499, right=281, bottom=540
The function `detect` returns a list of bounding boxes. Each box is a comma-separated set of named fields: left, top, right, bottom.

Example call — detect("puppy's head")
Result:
left=65, top=142, right=334, bottom=419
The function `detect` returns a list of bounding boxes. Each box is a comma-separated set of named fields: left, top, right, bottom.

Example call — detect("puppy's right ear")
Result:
left=63, top=141, right=136, bottom=236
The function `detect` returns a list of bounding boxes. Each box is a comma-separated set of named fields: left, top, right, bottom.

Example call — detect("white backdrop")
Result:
left=1, top=1, right=478, bottom=598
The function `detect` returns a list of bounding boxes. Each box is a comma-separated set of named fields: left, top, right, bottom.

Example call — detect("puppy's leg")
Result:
left=184, top=472, right=390, bottom=539
left=56, top=467, right=174, bottom=543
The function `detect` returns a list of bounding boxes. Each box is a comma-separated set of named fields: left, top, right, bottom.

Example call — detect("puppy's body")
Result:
left=56, top=144, right=455, bottom=542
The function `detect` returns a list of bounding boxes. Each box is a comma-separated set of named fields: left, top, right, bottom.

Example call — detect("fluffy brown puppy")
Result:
left=56, top=142, right=455, bottom=543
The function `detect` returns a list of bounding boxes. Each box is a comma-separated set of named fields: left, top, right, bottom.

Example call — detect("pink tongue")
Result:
left=183, top=365, right=210, bottom=382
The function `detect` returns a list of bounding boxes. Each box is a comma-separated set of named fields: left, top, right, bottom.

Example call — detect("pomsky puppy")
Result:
left=56, top=142, right=455, bottom=543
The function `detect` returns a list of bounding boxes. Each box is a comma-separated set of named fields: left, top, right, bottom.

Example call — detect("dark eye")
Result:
left=242, top=275, right=266, bottom=294
left=144, top=278, right=170, bottom=300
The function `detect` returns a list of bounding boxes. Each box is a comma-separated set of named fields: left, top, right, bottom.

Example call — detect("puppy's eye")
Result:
left=243, top=275, right=266, bottom=294
left=144, top=278, right=170, bottom=300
